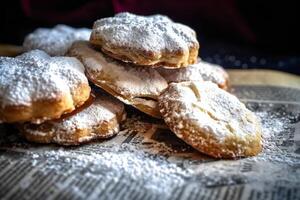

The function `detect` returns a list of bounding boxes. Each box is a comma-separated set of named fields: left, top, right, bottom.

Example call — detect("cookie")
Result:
left=18, top=92, right=126, bottom=145
left=0, top=50, right=91, bottom=123
left=90, top=12, right=199, bottom=68
left=68, top=41, right=168, bottom=118
left=157, top=59, right=229, bottom=90
left=158, top=81, right=262, bottom=158
left=23, top=24, right=91, bottom=56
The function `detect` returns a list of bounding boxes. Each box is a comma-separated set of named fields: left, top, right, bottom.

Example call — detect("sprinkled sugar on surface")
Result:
left=157, top=59, right=228, bottom=88
left=20, top=93, right=124, bottom=144
left=24, top=145, right=191, bottom=196
left=68, top=41, right=168, bottom=98
left=23, top=24, right=91, bottom=56
left=0, top=91, right=299, bottom=199
left=0, top=50, right=87, bottom=107
left=186, top=104, right=300, bottom=185
left=91, top=12, right=198, bottom=53
left=159, top=81, right=260, bottom=142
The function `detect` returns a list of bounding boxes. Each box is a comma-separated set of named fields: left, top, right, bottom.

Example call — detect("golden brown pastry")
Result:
left=0, top=50, right=91, bottom=124
left=158, top=81, right=262, bottom=158
left=157, top=59, right=229, bottom=90
left=68, top=41, right=168, bottom=118
left=90, top=12, right=199, bottom=68
left=18, top=92, right=126, bottom=145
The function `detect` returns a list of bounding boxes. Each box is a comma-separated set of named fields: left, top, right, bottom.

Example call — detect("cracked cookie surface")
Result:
left=90, top=12, right=199, bottom=68
left=0, top=50, right=91, bottom=123
left=158, top=81, right=262, bottom=158
left=19, top=92, right=126, bottom=145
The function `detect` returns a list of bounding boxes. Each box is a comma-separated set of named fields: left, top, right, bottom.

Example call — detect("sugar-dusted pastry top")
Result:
left=90, top=12, right=199, bottom=67
left=0, top=50, right=88, bottom=108
left=160, top=81, right=260, bottom=141
left=159, top=81, right=262, bottom=158
left=68, top=41, right=169, bottom=118
left=157, top=59, right=229, bottom=89
left=23, top=24, right=91, bottom=56
left=20, top=92, right=125, bottom=145
left=53, top=94, right=123, bottom=132
left=68, top=41, right=168, bottom=99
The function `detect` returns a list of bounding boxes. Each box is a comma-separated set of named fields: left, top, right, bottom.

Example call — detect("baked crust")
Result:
left=18, top=92, right=126, bottom=145
left=0, top=50, right=91, bottom=123
left=158, top=81, right=262, bottom=158
left=68, top=41, right=168, bottom=118
left=90, top=12, right=199, bottom=68
left=157, top=59, right=229, bottom=90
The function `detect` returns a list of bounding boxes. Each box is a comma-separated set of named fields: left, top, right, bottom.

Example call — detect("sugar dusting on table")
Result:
left=1, top=102, right=299, bottom=198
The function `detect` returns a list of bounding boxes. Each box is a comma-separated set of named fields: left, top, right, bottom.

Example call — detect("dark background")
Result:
left=1, top=0, right=299, bottom=74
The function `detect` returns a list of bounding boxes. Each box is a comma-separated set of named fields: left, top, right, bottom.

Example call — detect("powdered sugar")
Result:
left=159, top=81, right=261, bottom=142
left=23, top=24, right=91, bottom=56
left=247, top=104, right=300, bottom=165
left=1, top=85, right=299, bottom=199
left=91, top=12, right=198, bottom=53
left=68, top=41, right=168, bottom=98
left=0, top=50, right=88, bottom=107
left=58, top=95, right=123, bottom=132
left=21, top=93, right=125, bottom=144
left=193, top=103, right=300, bottom=184
left=157, top=59, right=228, bottom=88
left=0, top=100, right=299, bottom=199
left=24, top=144, right=190, bottom=197
left=33, top=95, right=120, bottom=133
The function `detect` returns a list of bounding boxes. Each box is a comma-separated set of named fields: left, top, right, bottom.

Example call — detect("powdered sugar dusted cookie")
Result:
left=19, top=92, right=126, bottom=145
left=157, top=59, right=229, bottom=90
left=158, top=81, right=262, bottom=158
left=23, top=25, right=91, bottom=56
left=68, top=41, right=168, bottom=118
left=0, top=50, right=91, bottom=123
left=90, top=12, right=199, bottom=68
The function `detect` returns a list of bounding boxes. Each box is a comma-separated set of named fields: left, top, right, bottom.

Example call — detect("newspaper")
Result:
left=0, top=69, right=300, bottom=200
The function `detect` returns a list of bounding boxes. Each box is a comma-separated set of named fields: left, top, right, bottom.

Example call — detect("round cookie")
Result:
left=18, top=92, right=126, bottom=145
left=158, top=81, right=262, bottom=158
left=157, top=59, right=229, bottom=90
left=68, top=41, right=168, bottom=118
left=0, top=50, right=91, bottom=123
left=23, top=24, right=91, bottom=56
left=90, top=12, right=199, bottom=68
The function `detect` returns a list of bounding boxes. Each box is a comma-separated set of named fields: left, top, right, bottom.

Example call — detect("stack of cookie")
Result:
left=0, top=50, right=126, bottom=145
left=68, top=13, right=262, bottom=158
left=68, top=13, right=229, bottom=118
left=0, top=12, right=262, bottom=158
